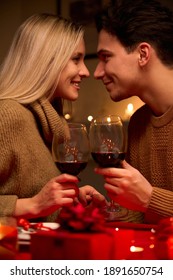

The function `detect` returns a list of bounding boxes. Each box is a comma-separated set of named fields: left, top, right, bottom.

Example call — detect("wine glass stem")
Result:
left=109, top=200, right=121, bottom=212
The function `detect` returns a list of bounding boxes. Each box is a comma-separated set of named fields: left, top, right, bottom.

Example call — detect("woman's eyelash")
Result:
left=72, top=56, right=80, bottom=62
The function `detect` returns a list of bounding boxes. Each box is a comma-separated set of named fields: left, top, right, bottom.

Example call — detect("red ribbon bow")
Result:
left=57, top=203, right=105, bottom=232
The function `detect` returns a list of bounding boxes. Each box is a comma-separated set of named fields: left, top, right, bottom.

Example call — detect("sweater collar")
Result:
left=150, top=104, right=173, bottom=127
left=29, top=97, right=68, bottom=146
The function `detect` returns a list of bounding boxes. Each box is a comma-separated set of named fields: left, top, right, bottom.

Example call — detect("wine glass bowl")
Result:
left=89, top=115, right=128, bottom=221
left=52, top=123, right=90, bottom=176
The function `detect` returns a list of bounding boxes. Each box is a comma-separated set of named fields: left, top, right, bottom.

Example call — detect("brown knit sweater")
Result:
left=0, top=98, right=68, bottom=221
left=127, top=104, right=173, bottom=224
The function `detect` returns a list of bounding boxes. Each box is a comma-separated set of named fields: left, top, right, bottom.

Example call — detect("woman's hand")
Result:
left=95, top=160, right=153, bottom=212
left=14, top=174, right=79, bottom=219
left=78, top=185, right=109, bottom=209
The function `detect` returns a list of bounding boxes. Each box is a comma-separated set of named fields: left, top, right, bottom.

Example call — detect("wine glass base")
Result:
left=103, top=205, right=128, bottom=222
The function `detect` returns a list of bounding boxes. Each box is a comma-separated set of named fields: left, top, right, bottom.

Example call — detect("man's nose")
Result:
left=94, top=63, right=104, bottom=79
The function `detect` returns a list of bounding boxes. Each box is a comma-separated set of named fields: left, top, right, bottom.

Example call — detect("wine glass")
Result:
left=89, top=115, right=128, bottom=221
left=52, top=123, right=90, bottom=177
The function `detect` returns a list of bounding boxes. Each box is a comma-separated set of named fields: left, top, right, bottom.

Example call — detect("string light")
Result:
left=64, top=113, right=71, bottom=120
left=87, top=115, right=93, bottom=122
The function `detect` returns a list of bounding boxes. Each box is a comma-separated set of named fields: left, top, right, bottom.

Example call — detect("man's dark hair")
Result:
left=95, top=0, right=173, bottom=66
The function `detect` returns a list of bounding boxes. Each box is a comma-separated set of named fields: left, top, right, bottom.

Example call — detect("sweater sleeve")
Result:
left=145, top=187, right=173, bottom=223
left=0, top=101, right=26, bottom=216
left=0, top=100, right=60, bottom=219
left=0, top=195, right=18, bottom=216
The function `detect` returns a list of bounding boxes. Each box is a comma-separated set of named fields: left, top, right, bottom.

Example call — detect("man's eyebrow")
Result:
left=97, top=49, right=110, bottom=55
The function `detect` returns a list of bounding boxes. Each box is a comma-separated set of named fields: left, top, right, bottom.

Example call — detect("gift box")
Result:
left=28, top=205, right=157, bottom=260
left=31, top=228, right=116, bottom=260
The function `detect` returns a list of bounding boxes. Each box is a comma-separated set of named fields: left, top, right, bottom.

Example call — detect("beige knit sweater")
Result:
left=127, top=104, right=173, bottom=224
left=0, top=98, right=68, bottom=221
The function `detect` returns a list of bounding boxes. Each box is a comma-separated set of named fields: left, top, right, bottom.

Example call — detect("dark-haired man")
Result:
left=94, top=0, right=173, bottom=223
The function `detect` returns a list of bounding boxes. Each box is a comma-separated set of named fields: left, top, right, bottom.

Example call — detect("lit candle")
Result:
left=125, top=103, right=134, bottom=119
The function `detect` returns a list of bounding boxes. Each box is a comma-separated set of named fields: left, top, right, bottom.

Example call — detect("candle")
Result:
left=125, top=103, right=134, bottom=119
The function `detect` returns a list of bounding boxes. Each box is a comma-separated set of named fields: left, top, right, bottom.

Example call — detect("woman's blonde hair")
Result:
left=0, top=14, right=84, bottom=104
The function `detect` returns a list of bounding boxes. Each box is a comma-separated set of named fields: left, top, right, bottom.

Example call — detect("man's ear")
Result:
left=138, top=42, right=151, bottom=66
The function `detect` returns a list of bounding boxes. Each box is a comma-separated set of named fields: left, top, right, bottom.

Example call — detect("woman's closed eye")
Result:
left=72, top=55, right=82, bottom=64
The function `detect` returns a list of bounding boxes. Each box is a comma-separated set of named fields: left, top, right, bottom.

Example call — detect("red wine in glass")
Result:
left=55, top=161, right=88, bottom=176
left=91, top=151, right=126, bottom=168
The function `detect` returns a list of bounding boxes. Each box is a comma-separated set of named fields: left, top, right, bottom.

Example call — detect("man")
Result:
left=94, top=0, right=173, bottom=223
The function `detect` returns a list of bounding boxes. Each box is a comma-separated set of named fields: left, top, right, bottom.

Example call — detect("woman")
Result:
left=0, top=13, right=106, bottom=221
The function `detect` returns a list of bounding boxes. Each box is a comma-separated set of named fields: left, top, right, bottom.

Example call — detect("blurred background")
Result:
left=0, top=0, right=172, bottom=194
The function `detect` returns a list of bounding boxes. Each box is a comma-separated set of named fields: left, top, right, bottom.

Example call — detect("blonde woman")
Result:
left=0, top=14, right=106, bottom=222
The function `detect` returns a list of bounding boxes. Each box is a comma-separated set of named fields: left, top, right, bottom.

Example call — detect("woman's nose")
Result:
left=80, top=63, right=90, bottom=78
